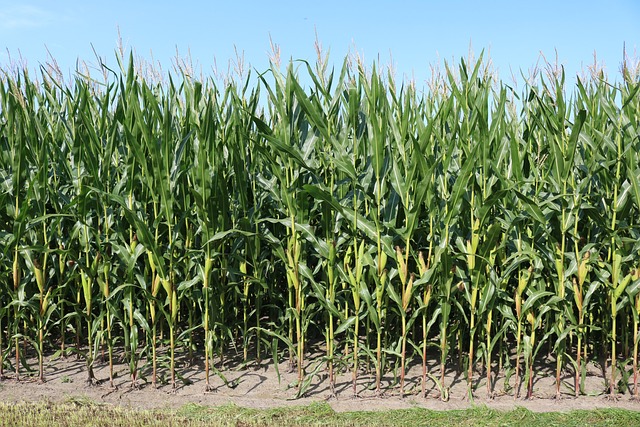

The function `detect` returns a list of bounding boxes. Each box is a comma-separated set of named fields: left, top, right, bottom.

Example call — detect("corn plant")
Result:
left=1, top=48, right=639, bottom=401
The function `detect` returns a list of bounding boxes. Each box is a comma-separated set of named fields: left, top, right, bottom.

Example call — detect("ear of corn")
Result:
left=0, top=49, right=639, bottom=400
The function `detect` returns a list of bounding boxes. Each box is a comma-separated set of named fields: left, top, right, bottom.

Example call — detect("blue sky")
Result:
left=1, top=1, right=639, bottom=87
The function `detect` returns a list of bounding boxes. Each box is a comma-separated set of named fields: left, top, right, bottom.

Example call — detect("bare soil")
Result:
left=1, top=345, right=639, bottom=413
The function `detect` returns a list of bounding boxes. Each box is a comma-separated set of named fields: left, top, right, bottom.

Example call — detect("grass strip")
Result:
left=0, top=400, right=639, bottom=427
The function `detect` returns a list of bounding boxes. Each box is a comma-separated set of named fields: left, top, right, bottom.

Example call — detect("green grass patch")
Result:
left=0, top=400, right=639, bottom=426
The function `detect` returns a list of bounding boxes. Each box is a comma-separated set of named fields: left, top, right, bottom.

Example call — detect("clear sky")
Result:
left=1, top=0, right=639, bottom=87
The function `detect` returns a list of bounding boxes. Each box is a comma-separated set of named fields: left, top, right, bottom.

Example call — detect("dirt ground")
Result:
left=1, top=347, right=639, bottom=413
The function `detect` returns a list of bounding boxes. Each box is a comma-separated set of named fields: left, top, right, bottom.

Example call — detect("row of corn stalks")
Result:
left=1, top=51, right=639, bottom=401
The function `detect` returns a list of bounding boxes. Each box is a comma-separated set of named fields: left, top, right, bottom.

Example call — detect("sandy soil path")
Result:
left=1, top=350, right=639, bottom=413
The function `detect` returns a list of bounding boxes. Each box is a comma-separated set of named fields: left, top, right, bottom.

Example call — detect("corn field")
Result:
left=1, top=51, right=640, bottom=401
